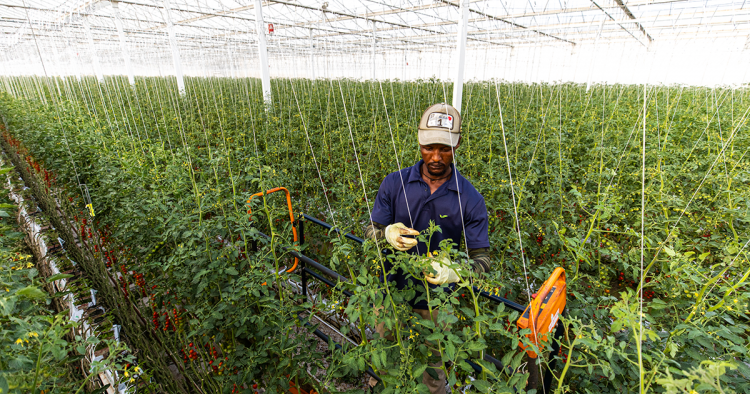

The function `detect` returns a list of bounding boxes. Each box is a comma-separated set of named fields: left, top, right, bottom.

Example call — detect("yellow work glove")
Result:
left=384, top=222, right=419, bottom=251
left=424, top=253, right=463, bottom=285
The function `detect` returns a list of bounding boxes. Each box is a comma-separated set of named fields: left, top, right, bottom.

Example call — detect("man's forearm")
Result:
left=364, top=221, right=386, bottom=240
left=468, top=247, right=491, bottom=274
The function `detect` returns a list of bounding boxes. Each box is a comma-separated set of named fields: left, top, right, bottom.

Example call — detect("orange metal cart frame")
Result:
left=247, top=187, right=299, bottom=272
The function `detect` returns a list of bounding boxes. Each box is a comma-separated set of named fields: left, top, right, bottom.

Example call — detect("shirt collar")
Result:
left=408, top=160, right=463, bottom=193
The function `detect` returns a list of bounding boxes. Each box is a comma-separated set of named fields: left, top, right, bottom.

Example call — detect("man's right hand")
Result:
left=384, top=222, right=419, bottom=251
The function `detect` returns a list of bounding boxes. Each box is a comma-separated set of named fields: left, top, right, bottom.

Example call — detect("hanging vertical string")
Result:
left=639, top=82, right=647, bottom=394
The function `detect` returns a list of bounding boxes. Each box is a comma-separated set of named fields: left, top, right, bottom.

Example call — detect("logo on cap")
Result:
left=426, top=113, right=454, bottom=129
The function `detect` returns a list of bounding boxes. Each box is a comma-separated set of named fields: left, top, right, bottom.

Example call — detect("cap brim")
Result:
left=418, top=129, right=460, bottom=147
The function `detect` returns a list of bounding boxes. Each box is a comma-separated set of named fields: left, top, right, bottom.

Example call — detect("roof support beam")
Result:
left=613, top=0, right=654, bottom=42
left=437, top=0, right=574, bottom=45
left=268, top=0, right=510, bottom=47
left=591, top=0, right=648, bottom=47
left=495, top=0, right=686, bottom=20
left=287, top=0, right=484, bottom=29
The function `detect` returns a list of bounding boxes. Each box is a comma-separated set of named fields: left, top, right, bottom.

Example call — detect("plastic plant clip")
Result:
left=80, top=184, right=94, bottom=217
left=247, top=186, right=299, bottom=272
left=517, top=267, right=567, bottom=358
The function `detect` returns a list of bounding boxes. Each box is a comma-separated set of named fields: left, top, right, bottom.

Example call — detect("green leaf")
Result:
left=472, top=379, right=491, bottom=391
left=444, top=341, right=456, bottom=359
left=372, top=352, right=381, bottom=370
left=426, top=332, right=444, bottom=342
left=226, top=267, right=239, bottom=276
left=0, top=375, right=8, bottom=394
left=46, top=273, right=74, bottom=282
left=0, top=167, right=14, bottom=175
left=663, top=246, right=675, bottom=257
left=0, top=210, right=10, bottom=218
left=467, top=341, right=486, bottom=351
left=90, top=384, right=111, bottom=394
left=649, top=299, right=669, bottom=310
left=413, top=362, right=428, bottom=377
left=192, top=269, right=210, bottom=283
left=16, top=286, right=47, bottom=300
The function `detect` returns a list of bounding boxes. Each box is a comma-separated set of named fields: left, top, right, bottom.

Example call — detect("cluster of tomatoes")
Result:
left=103, top=249, right=116, bottom=268
left=133, top=272, right=146, bottom=290
left=18, top=145, right=58, bottom=190
left=180, top=343, right=200, bottom=362
left=24, top=154, right=56, bottom=190
left=171, top=308, right=183, bottom=329
left=162, top=311, right=174, bottom=332
left=2, top=129, right=27, bottom=154
left=120, top=276, right=129, bottom=299
left=231, top=382, right=259, bottom=394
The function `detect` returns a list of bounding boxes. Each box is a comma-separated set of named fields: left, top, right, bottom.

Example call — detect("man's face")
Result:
left=420, top=143, right=457, bottom=177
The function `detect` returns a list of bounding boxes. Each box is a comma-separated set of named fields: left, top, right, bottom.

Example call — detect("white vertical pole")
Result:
left=50, top=41, right=64, bottom=80
left=452, top=0, right=469, bottom=113
left=586, top=19, right=606, bottom=92
left=309, top=28, right=316, bottom=80
left=66, top=39, right=82, bottom=81
left=254, top=0, right=272, bottom=104
left=163, top=0, right=185, bottom=94
left=112, top=1, right=135, bottom=86
left=83, top=17, right=104, bottom=83
left=371, top=21, right=376, bottom=80
left=227, top=44, right=235, bottom=78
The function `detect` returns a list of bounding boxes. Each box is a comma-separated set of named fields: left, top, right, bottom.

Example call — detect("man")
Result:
left=364, top=103, right=491, bottom=394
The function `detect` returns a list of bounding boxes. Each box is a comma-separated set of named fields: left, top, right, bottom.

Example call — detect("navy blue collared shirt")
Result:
left=371, top=160, right=489, bottom=308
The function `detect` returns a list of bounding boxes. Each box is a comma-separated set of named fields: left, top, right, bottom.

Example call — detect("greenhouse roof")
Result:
left=1, top=0, right=749, bottom=84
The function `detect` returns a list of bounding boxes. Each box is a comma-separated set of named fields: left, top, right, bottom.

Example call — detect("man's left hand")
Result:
left=424, top=254, right=462, bottom=285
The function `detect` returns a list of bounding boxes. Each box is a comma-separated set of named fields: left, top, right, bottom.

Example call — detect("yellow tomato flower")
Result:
left=15, top=338, right=24, bottom=345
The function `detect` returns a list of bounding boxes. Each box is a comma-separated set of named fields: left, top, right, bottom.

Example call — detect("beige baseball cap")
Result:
left=418, top=103, right=462, bottom=147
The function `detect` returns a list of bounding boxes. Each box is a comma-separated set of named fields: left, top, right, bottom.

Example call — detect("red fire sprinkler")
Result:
left=268, top=23, right=274, bottom=34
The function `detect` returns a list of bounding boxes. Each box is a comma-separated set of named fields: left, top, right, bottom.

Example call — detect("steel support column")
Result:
left=163, top=0, right=185, bottom=93
left=83, top=17, right=104, bottom=83
left=586, top=19, right=606, bottom=92
left=309, top=28, right=316, bottom=80
left=254, top=0, right=272, bottom=105
left=452, top=0, right=469, bottom=113
left=65, top=39, right=81, bottom=81
left=371, top=21, right=376, bottom=80
left=113, top=1, right=135, bottom=86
